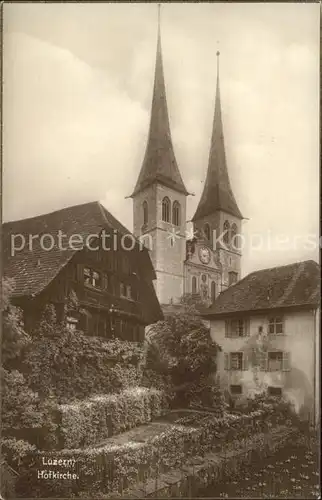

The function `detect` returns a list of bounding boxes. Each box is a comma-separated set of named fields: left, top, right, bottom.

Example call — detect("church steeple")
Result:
left=192, top=51, right=243, bottom=221
left=130, top=5, right=188, bottom=198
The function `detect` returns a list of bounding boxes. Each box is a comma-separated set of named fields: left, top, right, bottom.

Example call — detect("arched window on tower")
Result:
left=172, top=201, right=180, bottom=226
left=162, top=197, right=171, bottom=222
left=223, top=220, right=230, bottom=245
left=192, top=276, right=197, bottom=294
left=143, top=201, right=148, bottom=226
left=204, top=223, right=211, bottom=241
left=231, top=223, right=238, bottom=251
left=211, top=281, right=216, bottom=302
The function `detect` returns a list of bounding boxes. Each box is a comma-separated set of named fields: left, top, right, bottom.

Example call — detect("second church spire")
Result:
left=192, top=51, right=243, bottom=221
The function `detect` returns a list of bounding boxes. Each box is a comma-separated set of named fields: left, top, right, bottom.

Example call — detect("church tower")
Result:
left=191, top=52, right=243, bottom=292
left=130, top=7, right=189, bottom=305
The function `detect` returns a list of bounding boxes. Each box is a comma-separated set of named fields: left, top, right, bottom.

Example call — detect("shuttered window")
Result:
left=225, top=319, right=250, bottom=338
left=268, top=316, right=284, bottom=334
left=260, top=351, right=291, bottom=372
left=224, top=352, right=245, bottom=371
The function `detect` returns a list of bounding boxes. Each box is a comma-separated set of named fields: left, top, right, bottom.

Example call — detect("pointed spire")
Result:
left=130, top=4, right=188, bottom=198
left=192, top=51, right=243, bottom=221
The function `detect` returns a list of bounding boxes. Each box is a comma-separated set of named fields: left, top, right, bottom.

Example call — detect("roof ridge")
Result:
left=247, top=259, right=319, bottom=276
left=3, top=201, right=99, bottom=226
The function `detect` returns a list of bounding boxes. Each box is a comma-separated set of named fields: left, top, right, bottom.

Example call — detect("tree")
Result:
left=144, top=295, right=223, bottom=409
left=1, top=278, right=30, bottom=369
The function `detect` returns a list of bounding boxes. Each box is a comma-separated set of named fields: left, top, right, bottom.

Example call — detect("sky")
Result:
left=3, top=2, right=320, bottom=276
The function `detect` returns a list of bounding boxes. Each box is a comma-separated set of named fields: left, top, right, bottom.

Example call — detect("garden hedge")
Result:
left=57, top=387, right=168, bottom=449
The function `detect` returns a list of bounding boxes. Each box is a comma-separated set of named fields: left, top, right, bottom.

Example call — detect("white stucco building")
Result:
left=202, top=259, right=320, bottom=423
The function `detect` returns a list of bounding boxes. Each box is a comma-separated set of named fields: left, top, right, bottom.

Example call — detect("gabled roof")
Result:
left=202, top=260, right=320, bottom=317
left=192, top=53, right=243, bottom=222
left=130, top=23, right=188, bottom=198
left=3, top=201, right=163, bottom=324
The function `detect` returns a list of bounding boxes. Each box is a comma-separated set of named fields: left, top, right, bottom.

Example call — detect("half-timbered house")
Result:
left=3, top=201, right=163, bottom=341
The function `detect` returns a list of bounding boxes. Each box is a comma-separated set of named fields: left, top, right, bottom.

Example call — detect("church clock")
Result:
left=199, top=246, right=211, bottom=265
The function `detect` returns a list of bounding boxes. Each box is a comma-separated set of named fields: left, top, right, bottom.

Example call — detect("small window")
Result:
left=84, top=267, right=91, bottom=286
left=103, top=274, right=109, bottom=290
left=230, top=352, right=243, bottom=370
left=126, top=285, right=132, bottom=299
left=66, top=316, right=78, bottom=332
left=162, top=197, right=171, bottom=222
left=268, top=386, right=282, bottom=397
left=120, top=282, right=126, bottom=297
left=192, top=276, right=197, bottom=294
left=204, top=223, right=211, bottom=241
left=268, top=351, right=283, bottom=371
left=223, top=220, right=230, bottom=245
left=92, top=271, right=102, bottom=288
left=230, top=384, right=242, bottom=395
left=172, top=201, right=180, bottom=226
left=268, top=317, right=284, bottom=334
left=83, top=267, right=102, bottom=288
left=143, top=201, right=148, bottom=225
left=229, top=271, right=238, bottom=286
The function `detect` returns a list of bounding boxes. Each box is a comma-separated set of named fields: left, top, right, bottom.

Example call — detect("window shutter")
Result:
left=282, top=352, right=291, bottom=371
left=224, top=353, right=229, bottom=370
left=245, top=319, right=250, bottom=336
left=225, top=320, right=230, bottom=338
left=77, top=264, right=83, bottom=282
left=242, top=352, right=248, bottom=371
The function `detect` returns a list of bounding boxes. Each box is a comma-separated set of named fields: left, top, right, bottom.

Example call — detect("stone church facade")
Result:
left=130, top=21, right=243, bottom=306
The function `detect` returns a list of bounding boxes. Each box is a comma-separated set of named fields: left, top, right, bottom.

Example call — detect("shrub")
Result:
left=24, top=324, right=145, bottom=402
left=57, top=387, right=168, bottom=449
left=143, top=300, right=222, bottom=409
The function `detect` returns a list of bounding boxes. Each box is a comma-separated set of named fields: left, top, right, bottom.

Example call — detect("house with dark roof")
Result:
left=201, top=259, right=320, bottom=423
left=3, top=201, right=163, bottom=340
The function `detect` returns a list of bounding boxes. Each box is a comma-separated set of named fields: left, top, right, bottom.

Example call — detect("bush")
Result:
left=57, top=387, right=168, bottom=449
left=143, top=300, right=222, bottom=409
left=24, top=323, right=145, bottom=402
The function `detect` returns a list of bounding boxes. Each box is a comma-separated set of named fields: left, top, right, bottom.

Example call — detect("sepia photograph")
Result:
left=1, top=2, right=320, bottom=498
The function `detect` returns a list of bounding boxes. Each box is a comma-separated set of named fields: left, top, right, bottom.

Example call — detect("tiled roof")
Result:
left=130, top=28, right=188, bottom=198
left=3, top=201, right=163, bottom=324
left=192, top=68, right=243, bottom=222
left=202, top=260, right=320, bottom=317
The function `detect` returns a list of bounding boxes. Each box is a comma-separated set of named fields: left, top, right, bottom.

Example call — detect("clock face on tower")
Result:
left=199, top=246, right=211, bottom=265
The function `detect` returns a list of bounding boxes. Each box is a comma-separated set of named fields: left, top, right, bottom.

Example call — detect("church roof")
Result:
left=192, top=53, right=243, bottom=222
left=202, top=260, right=320, bottom=317
left=3, top=201, right=163, bottom=325
left=130, top=17, right=188, bottom=198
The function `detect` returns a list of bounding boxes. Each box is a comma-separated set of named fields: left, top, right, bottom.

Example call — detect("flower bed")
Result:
left=57, top=387, right=168, bottom=449
left=17, top=404, right=296, bottom=498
